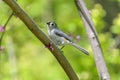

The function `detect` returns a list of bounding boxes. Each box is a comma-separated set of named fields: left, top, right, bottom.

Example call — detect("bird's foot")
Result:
left=45, top=42, right=54, bottom=51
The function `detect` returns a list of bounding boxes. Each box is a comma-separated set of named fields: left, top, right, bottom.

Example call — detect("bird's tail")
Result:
left=68, top=42, right=89, bottom=55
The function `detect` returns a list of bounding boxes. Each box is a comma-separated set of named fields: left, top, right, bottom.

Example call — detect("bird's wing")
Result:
left=54, top=29, right=73, bottom=42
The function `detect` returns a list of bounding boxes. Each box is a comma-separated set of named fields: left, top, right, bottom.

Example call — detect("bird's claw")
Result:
left=45, top=42, right=54, bottom=51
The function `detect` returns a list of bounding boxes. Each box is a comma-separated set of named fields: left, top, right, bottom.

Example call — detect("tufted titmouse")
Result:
left=46, top=21, right=89, bottom=55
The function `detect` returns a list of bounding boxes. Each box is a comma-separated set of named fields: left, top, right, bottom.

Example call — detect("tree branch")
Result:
left=3, top=0, right=79, bottom=80
left=0, top=12, right=13, bottom=48
left=74, top=0, right=110, bottom=80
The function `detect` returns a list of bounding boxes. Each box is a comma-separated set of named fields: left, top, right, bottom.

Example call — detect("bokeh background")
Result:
left=0, top=0, right=120, bottom=80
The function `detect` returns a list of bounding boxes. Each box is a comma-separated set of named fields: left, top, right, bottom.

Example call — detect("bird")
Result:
left=46, top=21, right=89, bottom=55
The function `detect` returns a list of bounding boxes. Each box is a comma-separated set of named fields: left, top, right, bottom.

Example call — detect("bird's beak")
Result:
left=46, top=22, right=50, bottom=25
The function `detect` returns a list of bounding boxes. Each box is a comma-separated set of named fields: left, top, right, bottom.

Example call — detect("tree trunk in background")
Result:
left=96, top=0, right=120, bottom=33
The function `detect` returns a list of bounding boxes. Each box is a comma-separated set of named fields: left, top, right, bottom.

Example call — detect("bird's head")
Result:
left=46, top=21, right=58, bottom=30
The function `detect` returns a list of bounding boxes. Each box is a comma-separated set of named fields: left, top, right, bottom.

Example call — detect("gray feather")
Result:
left=54, top=29, right=73, bottom=42
left=68, top=42, right=89, bottom=55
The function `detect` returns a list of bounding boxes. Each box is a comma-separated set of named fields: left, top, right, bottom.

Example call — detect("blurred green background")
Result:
left=0, top=0, right=120, bottom=80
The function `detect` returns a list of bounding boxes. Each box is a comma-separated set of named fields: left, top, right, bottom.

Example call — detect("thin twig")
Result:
left=0, top=12, right=13, bottom=47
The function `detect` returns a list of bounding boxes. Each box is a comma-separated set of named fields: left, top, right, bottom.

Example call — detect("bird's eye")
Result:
left=51, top=23, right=54, bottom=26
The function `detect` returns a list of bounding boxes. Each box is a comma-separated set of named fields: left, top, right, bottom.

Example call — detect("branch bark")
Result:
left=74, top=0, right=110, bottom=80
left=3, top=0, right=79, bottom=80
